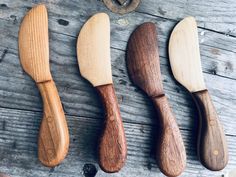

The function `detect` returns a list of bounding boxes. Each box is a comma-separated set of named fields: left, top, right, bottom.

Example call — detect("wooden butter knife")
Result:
left=169, top=17, right=228, bottom=171
left=77, top=13, right=127, bottom=173
left=18, top=4, right=69, bottom=167
left=127, top=22, right=186, bottom=177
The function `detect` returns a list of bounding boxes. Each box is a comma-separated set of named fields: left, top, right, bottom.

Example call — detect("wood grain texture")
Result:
left=152, top=96, right=186, bottom=177
left=169, top=17, right=206, bottom=92
left=0, top=107, right=236, bottom=177
left=127, top=22, right=164, bottom=97
left=192, top=90, right=228, bottom=171
left=96, top=84, right=127, bottom=173
left=169, top=16, right=228, bottom=171
left=137, top=0, right=236, bottom=36
left=18, top=4, right=69, bottom=167
left=127, top=22, right=186, bottom=177
left=0, top=0, right=236, bottom=176
left=37, top=80, right=69, bottom=167
left=77, top=13, right=112, bottom=87
left=18, top=4, right=52, bottom=83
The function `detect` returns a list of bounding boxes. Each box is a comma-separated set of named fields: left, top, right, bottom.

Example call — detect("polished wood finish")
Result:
left=77, top=13, right=127, bottom=172
left=127, top=22, right=164, bottom=97
left=96, top=84, right=127, bottom=173
left=169, top=17, right=206, bottom=92
left=192, top=90, right=228, bottom=171
left=18, top=4, right=69, bottom=167
left=152, top=96, right=186, bottom=177
left=2, top=1, right=236, bottom=176
left=37, top=80, right=69, bottom=167
left=127, top=22, right=186, bottom=177
left=18, top=4, right=52, bottom=82
left=77, top=13, right=112, bottom=87
left=169, top=17, right=228, bottom=170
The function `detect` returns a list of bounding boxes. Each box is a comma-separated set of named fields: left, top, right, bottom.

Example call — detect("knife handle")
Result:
left=192, top=89, right=228, bottom=171
left=37, top=80, right=69, bottom=167
left=152, top=95, right=186, bottom=177
left=96, top=84, right=127, bottom=173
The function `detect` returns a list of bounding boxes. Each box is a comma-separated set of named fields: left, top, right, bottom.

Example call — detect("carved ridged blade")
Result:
left=77, top=13, right=112, bottom=87
left=169, top=17, right=206, bottom=92
left=127, top=22, right=164, bottom=97
left=19, top=4, right=52, bottom=83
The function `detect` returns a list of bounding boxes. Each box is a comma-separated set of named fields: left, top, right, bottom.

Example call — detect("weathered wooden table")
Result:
left=0, top=1, right=235, bottom=177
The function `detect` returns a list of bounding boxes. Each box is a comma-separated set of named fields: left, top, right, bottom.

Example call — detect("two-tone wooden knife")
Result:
left=77, top=13, right=127, bottom=173
left=127, top=22, right=186, bottom=177
left=169, top=17, right=228, bottom=171
left=18, top=5, right=69, bottom=167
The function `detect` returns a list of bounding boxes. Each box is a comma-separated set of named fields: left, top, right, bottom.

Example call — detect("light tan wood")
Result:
left=18, top=4, right=52, bottom=83
left=77, top=13, right=112, bottom=87
left=18, top=4, right=69, bottom=167
left=38, top=80, right=70, bottom=167
left=169, top=16, right=206, bottom=92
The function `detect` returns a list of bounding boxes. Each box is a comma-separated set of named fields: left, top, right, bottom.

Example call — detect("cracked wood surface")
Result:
left=0, top=0, right=236, bottom=177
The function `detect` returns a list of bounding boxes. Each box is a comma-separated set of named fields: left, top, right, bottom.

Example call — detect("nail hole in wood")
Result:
left=57, top=19, right=69, bottom=26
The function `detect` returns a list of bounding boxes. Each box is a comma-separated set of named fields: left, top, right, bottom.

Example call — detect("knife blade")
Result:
left=127, top=22, right=186, bottom=177
left=77, top=13, right=127, bottom=173
left=18, top=4, right=69, bottom=167
left=169, top=16, right=228, bottom=171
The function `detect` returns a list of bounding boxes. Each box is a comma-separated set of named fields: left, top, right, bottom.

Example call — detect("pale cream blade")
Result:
left=18, top=4, right=52, bottom=83
left=169, top=17, right=206, bottom=92
left=77, top=13, right=112, bottom=87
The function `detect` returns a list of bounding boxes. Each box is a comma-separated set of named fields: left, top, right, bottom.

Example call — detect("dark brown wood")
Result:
left=127, top=22, right=186, bottom=177
left=192, top=89, right=228, bottom=171
left=127, top=22, right=164, bottom=97
left=152, top=96, right=186, bottom=177
left=37, top=80, right=70, bottom=167
left=96, top=84, right=127, bottom=173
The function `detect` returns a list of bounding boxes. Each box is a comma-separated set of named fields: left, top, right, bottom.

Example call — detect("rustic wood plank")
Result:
left=2, top=0, right=236, bottom=37
left=136, top=0, right=236, bottom=36
left=0, top=2, right=236, bottom=79
left=0, top=40, right=235, bottom=136
left=0, top=108, right=235, bottom=177
left=0, top=1, right=235, bottom=176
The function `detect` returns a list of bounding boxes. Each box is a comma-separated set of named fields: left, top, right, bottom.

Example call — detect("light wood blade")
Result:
left=169, top=17, right=206, bottom=92
left=19, top=4, right=52, bottom=83
left=77, top=13, right=112, bottom=87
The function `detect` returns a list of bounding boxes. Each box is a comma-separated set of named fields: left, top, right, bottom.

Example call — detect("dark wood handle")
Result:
left=37, top=80, right=69, bottom=167
left=152, top=95, right=186, bottom=177
left=96, top=84, right=127, bottom=173
left=192, top=90, right=228, bottom=171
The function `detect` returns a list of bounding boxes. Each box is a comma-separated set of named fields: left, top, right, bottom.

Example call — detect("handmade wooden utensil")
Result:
left=103, top=0, right=140, bottom=14
left=77, top=13, right=127, bottom=173
left=18, top=4, right=69, bottom=167
left=169, top=17, right=228, bottom=171
left=127, top=22, right=186, bottom=177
